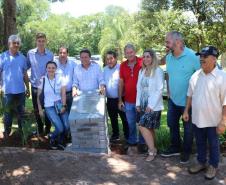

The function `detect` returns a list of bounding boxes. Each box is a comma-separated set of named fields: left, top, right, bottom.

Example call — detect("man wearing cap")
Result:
left=160, top=31, right=200, bottom=164
left=183, top=46, right=226, bottom=180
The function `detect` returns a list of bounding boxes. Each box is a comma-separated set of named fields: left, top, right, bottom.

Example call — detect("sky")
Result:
left=50, top=0, right=141, bottom=17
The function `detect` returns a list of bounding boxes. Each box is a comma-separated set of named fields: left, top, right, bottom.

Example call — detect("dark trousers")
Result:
left=167, top=98, right=193, bottom=154
left=3, top=93, right=25, bottom=135
left=31, top=87, right=51, bottom=134
left=107, top=98, right=129, bottom=139
left=66, top=91, right=73, bottom=113
left=193, top=124, right=220, bottom=168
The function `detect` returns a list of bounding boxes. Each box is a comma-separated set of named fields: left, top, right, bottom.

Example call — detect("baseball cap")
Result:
left=196, top=46, right=219, bottom=58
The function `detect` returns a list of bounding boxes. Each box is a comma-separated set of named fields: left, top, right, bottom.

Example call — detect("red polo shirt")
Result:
left=119, top=56, right=142, bottom=103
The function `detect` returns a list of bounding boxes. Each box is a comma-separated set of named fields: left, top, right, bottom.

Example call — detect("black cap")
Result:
left=196, top=46, right=219, bottom=58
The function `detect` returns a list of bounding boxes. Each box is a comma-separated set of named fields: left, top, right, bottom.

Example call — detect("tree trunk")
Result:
left=0, top=10, right=4, bottom=51
left=3, top=0, right=17, bottom=49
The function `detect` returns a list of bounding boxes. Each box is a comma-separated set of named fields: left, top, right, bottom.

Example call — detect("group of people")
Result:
left=0, top=31, right=226, bottom=180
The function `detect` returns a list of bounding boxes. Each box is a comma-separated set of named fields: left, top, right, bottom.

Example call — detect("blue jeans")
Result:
left=3, top=93, right=25, bottom=135
left=125, top=102, right=145, bottom=145
left=167, top=99, right=193, bottom=154
left=45, top=106, right=69, bottom=143
left=193, top=124, right=220, bottom=168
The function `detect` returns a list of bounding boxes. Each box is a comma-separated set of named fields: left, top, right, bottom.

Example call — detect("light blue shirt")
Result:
left=73, top=62, right=105, bottom=91
left=166, top=47, right=200, bottom=106
left=55, top=59, right=76, bottom=92
left=103, top=63, right=120, bottom=98
left=0, top=51, right=27, bottom=94
left=27, top=48, right=53, bottom=87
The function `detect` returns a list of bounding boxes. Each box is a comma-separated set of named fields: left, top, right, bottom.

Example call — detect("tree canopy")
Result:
left=0, top=0, right=226, bottom=63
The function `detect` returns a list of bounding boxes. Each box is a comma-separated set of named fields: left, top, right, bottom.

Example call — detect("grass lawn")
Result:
left=0, top=97, right=171, bottom=150
left=0, top=97, right=225, bottom=151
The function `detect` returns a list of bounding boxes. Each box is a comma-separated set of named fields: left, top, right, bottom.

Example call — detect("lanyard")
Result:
left=47, top=75, right=56, bottom=94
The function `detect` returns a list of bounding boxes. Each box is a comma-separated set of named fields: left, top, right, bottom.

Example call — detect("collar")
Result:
left=81, top=62, right=93, bottom=69
left=200, top=66, right=218, bottom=77
left=7, top=50, right=20, bottom=56
left=169, top=46, right=187, bottom=59
left=126, top=56, right=138, bottom=67
left=107, top=63, right=118, bottom=70
left=35, top=48, right=47, bottom=55
left=59, top=59, right=68, bottom=66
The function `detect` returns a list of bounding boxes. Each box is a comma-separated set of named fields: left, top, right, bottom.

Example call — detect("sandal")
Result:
left=146, top=149, right=157, bottom=162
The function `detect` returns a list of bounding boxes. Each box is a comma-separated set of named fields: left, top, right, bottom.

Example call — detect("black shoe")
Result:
left=160, top=148, right=180, bottom=157
left=110, top=135, right=120, bottom=142
left=50, top=140, right=58, bottom=150
left=57, top=144, right=65, bottom=150
left=180, top=153, right=190, bottom=164
left=3, top=131, right=9, bottom=140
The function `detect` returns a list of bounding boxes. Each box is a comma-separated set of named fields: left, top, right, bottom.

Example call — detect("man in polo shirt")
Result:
left=55, top=46, right=76, bottom=112
left=72, top=48, right=105, bottom=95
left=160, top=31, right=200, bottom=163
left=183, top=46, right=226, bottom=180
left=0, top=35, right=30, bottom=138
left=27, top=33, right=54, bottom=135
left=119, top=43, right=145, bottom=155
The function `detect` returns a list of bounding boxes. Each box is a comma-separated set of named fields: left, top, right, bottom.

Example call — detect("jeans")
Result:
left=193, top=124, right=220, bottom=168
left=3, top=93, right=25, bottom=135
left=167, top=98, right=193, bottom=154
left=107, top=98, right=129, bottom=139
left=32, top=87, right=51, bottom=134
left=125, top=102, right=145, bottom=145
left=45, top=106, right=69, bottom=143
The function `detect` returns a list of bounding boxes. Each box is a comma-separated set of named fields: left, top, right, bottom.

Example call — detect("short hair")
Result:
left=106, top=50, right=117, bottom=58
left=8, top=35, right=21, bottom=45
left=167, top=31, right=184, bottom=43
left=124, top=43, right=136, bottom=53
left=46, top=61, right=57, bottom=68
left=59, top=46, right=69, bottom=53
left=36, top=32, right=46, bottom=40
left=80, top=48, right=91, bottom=57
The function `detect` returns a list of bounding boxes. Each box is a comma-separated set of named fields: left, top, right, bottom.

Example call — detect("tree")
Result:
left=2, top=0, right=17, bottom=49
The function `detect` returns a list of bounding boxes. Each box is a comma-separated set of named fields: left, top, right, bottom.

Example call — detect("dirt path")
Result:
left=0, top=147, right=225, bottom=185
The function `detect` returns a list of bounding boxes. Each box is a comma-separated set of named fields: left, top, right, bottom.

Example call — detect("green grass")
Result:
left=1, top=98, right=225, bottom=150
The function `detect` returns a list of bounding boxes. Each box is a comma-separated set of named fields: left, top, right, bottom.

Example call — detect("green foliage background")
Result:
left=1, top=0, right=226, bottom=60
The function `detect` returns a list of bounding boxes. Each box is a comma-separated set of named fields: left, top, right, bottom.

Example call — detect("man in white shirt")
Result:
left=103, top=50, right=129, bottom=142
left=183, top=46, right=226, bottom=180
left=55, top=46, right=76, bottom=112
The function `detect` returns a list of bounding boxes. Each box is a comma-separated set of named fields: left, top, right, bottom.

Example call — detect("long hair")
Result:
left=142, top=49, right=159, bottom=76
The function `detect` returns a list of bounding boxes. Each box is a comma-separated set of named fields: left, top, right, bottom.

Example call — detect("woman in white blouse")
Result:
left=136, top=49, right=164, bottom=161
left=37, top=61, right=69, bottom=150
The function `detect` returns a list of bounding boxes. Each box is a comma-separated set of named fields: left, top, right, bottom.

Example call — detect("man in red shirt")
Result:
left=119, top=43, right=145, bottom=154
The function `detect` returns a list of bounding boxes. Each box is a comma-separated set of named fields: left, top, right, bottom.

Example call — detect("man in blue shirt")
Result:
left=161, top=31, right=200, bottom=164
left=0, top=35, right=30, bottom=138
left=72, top=49, right=105, bottom=96
left=27, top=33, right=54, bottom=135
left=103, top=50, right=129, bottom=142
left=55, top=46, right=76, bottom=112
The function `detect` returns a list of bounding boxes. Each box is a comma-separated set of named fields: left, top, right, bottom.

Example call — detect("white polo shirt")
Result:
left=187, top=67, right=226, bottom=128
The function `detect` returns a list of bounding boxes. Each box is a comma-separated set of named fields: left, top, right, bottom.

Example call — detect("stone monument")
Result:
left=67, top=90, right=110, bottom=154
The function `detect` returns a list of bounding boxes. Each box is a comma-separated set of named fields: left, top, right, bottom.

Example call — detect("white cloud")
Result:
left=50, top=0, right=141, bottom=17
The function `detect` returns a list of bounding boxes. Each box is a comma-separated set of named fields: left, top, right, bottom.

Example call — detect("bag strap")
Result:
left=42, top=77, right=45, bottom=91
